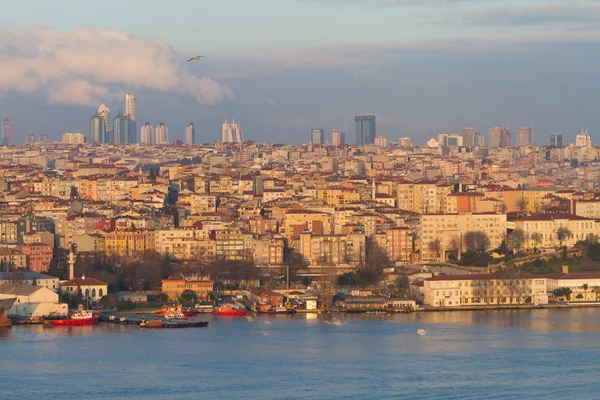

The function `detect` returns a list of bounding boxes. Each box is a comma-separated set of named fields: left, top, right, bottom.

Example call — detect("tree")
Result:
left=70, top=185, right=79, bottom=199
left=507, top=229, right=526, bottom=255
left=498, top=268, right=528, bottom=304
left=587, top=243, right=600, bottom=261
left=530, top=232, right=543, bottom=249
left=473, top=279, right=493, bottom=304
left=464, top=231, right=490, bottom=254
left=583, top=284, right=589, bottom=301
left=361, top=241, right=391, bottom=284
left=553, top=287, right=572, bottom=301
left=157, top=293, right=169, bottom=303
left=593, top=286, right=600, bottom=301
left=516, top=198, right=527, bottom=214
left=556, top=227, right=572, bottom=247
left=576, top=293, right=584, bottom=300
left=394, top=275, right=410, bottom=297
left=447, top=236, right=461, bottom=261
left=180, top=289, right=197, bottom=303
left=428, top=239, right=442, bottom=260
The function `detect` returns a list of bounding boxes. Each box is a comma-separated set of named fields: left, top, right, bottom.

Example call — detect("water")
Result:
left=2, top=309, right=600, bottom=399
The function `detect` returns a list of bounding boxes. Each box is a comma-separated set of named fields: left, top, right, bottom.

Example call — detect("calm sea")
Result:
left=2, top=309, right=600, bottom=400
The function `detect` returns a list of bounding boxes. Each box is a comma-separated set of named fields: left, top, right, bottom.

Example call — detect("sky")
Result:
left=1, top=0, right=600, bottom=144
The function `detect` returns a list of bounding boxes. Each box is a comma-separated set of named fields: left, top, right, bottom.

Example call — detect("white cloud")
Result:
left=0, top=28, right=234, bottom=106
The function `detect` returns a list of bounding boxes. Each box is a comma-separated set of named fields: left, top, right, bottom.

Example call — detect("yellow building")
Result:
left=161, top=279, right=214, bottom=301
left=316, top=188, right=361, bottom=206
left=282, top=210, right=333, bottom=239
left=515, top=213, right=596, bottom=250
left=105, top=229, right=154, bottom=259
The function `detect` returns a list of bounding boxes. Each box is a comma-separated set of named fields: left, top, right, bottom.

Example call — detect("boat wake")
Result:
left=417, top=329, right=427, bottom=336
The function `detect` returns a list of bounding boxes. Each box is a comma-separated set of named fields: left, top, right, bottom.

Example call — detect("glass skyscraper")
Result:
left=89, top=115, right=106, bottom=144
left=354, top=115, right=376, bottom=145
left=113, top=113, right=136, bottom=144
left=311, top=128, right=324, bottom=144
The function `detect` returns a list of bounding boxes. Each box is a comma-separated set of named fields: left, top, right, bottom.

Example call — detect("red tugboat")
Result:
left=212, top=303, right=247, bottom=316
left=50, top=310, right=99, bottom=326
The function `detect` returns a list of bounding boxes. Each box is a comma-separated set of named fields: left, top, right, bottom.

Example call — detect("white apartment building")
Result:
left=423, top=274, right=549, bottom=307
left=515, top=213, right=596, bottom=250
left=420, top=212, right=507, bottom=262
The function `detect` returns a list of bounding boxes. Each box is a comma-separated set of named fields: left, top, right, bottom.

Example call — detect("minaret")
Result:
left=68, top=250, right=75, bottom=280
left=372, top=177, right=376, bottom=200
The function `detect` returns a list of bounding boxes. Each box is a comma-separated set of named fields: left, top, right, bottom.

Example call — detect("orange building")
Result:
left=20, top=243, right=53, bottom=272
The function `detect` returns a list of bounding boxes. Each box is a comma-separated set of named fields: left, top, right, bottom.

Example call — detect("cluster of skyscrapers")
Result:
left=89, top=94, right=137, bottom=144
left=310, top=115, right=375, bottom=146
left=221, top=119, right=243, bottom=143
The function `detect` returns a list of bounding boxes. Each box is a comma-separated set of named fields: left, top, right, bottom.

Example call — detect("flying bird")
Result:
left=187, top=56, right=204, bottom=62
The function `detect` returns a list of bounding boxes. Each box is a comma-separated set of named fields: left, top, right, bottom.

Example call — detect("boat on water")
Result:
left=182, top=307, right=197, bottom=317
left=164, top=312, right=187, bottom=320
left=212, top=303, right=247, bottom=316
left=140, top=318, right=163, bottom=328
left=156, top=304, right=193, bottom=318
left=0, top=298, right=15, bottom=328
left=50, top=310, right=99, bottom=326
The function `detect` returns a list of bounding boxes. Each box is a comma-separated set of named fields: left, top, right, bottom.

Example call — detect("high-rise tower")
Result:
left=125, top=93, right=136, bottom=121
left=354, top=115, right=376, bottom=145
left=155, top=123, right=169, bottom=145
left=1, top=117, right=15, bottom=146
left=113, top=113, right=136, bottom=144
left=185, top=122, right=195, bottom=145
left=89, top=115, right=106, bottom=144
left=141, top=123, right=154, bottom=144
left=222, top=119, right=243, bottom=143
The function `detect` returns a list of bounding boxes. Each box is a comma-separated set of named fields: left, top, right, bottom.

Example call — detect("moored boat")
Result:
left=140, top=318, right=163, bottom=328
left=0, top=298, right=15, bottom=328
left=212, top=303, right=247, bottom=316
left=50, top=310, right=99, bottom=326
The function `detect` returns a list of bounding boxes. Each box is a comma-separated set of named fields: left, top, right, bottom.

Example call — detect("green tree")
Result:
left=587, top=243, right=600, bottom=261
left=553, top=287, right=572, bottom=301
left=428, top=239, right=442, bottom=260
left=593, top=286, right=600, bottom=301
left=583, top=284, right=589, bottom=301
left=180, top=289, right=197, bottom=303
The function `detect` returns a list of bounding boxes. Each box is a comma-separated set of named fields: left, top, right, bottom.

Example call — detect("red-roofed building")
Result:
left=60, top=276, right=108, bottom=305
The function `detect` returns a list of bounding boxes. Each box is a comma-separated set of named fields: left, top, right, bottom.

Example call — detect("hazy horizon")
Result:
left=1, top=0, right=599, bottom=145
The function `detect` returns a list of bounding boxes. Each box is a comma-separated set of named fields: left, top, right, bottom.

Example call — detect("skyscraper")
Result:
left=89, top=115, right=106, bottom=144
left=489, top=127, right=511, bottom=147
left=354, top=115, right=376, bottom=145
left=113, top=113, right=136, bottom=144
left=222, top=119, right=243, bottom=143
left=125, top=93, right=136, bottom=121
left=549, top=133, right=563, bottom=147
left=332, top=129, right=345, bottom=146
left=461, top=127, right=479, bottom=147
left=575, top=128, right=591, bottom=147
left=141, top=123, right=154, bottom=144
left=517, top=127, right=533, bottom=146
left=311, top=129, right=324, bottom=144
left=185, top=123, right=195, bottom=145
left=1, top=117, right=15, bottom=146
left=155, top=123, right=169, bottom=145
left=474, top=131, right=485, bottom=147
left=97, top=104, right=110, bottom=128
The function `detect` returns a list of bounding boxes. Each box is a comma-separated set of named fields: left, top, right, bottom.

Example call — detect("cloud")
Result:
left=0, top=28, right=234, bottom=106
left=451, top=3, right=600, bottom=27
